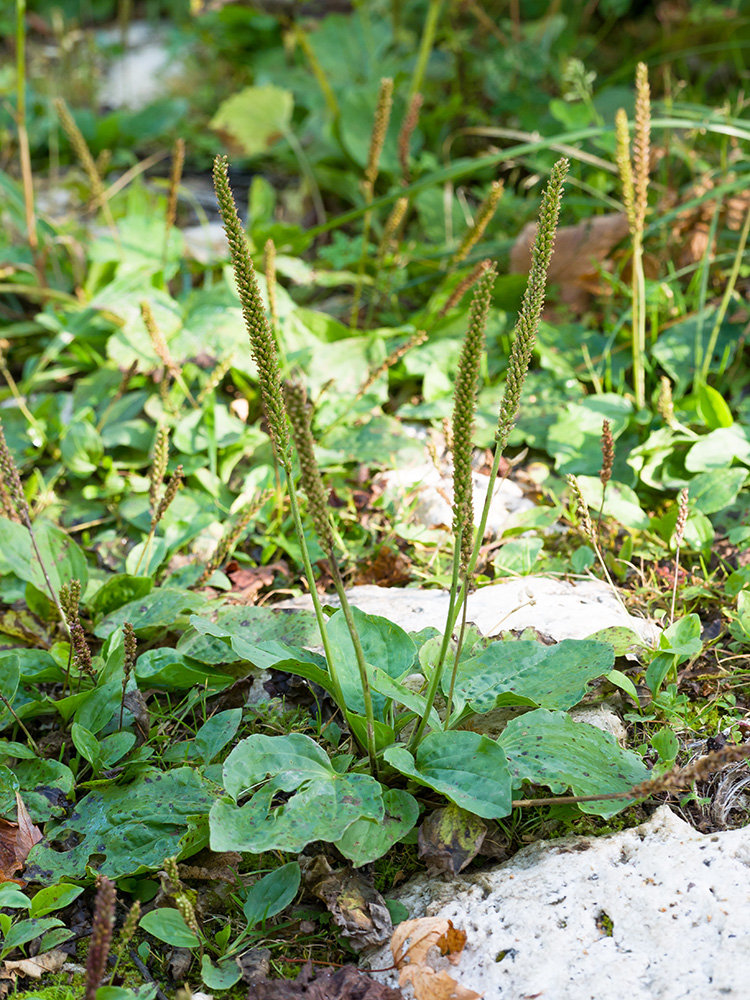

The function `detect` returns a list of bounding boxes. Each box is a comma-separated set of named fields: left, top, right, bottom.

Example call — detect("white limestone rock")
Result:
left=99, top=22, right=185, bottom=111
left=364, top=805, right=750, bottom=999
left=375, top=460, right=534, bottom=535
left=277, top=577, right=658, bottom=647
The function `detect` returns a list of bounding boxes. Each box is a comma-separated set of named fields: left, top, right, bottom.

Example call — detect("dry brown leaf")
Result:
left=3, top=950, right=67, bottom=979
left=225, top=561, right=287, bottom=604
left=391, top=918, right=481, bottom=1000
left=0, top=793, right=43, bottom=884
left=401, top=967, right=482, bottom=1000
left=510, top=211, right=629, bottom=311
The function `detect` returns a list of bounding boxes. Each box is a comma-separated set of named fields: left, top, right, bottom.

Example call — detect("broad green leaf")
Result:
left=71, top=722, right=101, bottom=770
left=688, top=469, right=747, bottom=515
left=0, top=518, right=88, bottom=593
left=450, top=639, right=614, bottom=715
left=498, top=708, right=649, bottom=816
left=697, top=384, right=733, bottom=429
left=89, top=575, right=154, bottom=620
left=212, top=733, right=384, bottom=853
left=210, top=85, right=294, bottom=157
left=201, top=955, right=242, bottom=990
left=334, top=789, right=419, bottom=866
left=495, top=537, right=544, bottom=575
left=368, top=666, right=442, bottom=733
left=195, top=709, right=242, bottom=765
left=659, top=614, right=702, bottom=657
left=100, top=731, right=136, bottom=767
left=0, top=653, right=20, bottom=704
left=0, top=918, right=65, bottom=959
left=345, top=712, right=395, bottom=753
left=60, top=415, right=103, bottom=476
left=135, top=649, right=233, bottom=690
left=30, top=883, right=85, bottom=917
left=651, top=309, right=741, bottom=391
left=13, top=758, right=74, bottom=822
left=328, top=608, right=416, bottom=719
left=25, top=768, right=217, bottom=883
left=384, top=731, right=513, bottom=819
left=184, top=606, right=321, bottom=660
left=547, top=395, right=633, bottom=475
left=0, top=764, right=20, bottom=813
left=243, top=861, right=301, bottom=927
left=574, top=476, right=649, bottom=530
left=686, top=425, right=750, bottom=472
left=139, top=908, right=200, bottom=948
left=95, top=588, right=209, bottom=640
left=0, top=883, right=30, bottom=910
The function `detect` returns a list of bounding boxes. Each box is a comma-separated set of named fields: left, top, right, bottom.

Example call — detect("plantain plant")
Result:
left=197, top=154, right=654, bottom=868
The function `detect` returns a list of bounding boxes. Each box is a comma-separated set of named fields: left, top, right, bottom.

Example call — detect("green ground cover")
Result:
left=2, top=0, right=750, bottom=995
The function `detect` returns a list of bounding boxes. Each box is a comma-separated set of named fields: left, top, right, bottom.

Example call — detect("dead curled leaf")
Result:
left=391, top=918, right=482, bottom=1000
left=510, top=211, right=630, bottom=311
left=2, top=949, right=67, bottom=979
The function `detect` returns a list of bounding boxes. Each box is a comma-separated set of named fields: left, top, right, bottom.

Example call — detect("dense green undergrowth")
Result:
left=2, top=1, right=750, bottom=995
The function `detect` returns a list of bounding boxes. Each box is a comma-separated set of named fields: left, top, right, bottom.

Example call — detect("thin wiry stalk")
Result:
left=567, top=474, right=630, bottom=617
left=410, top=158, right=569, bottom=753
left=598, top=418, right=614, bottom=540
left=284, top=380, right=376, bottom=769
left=350, top=78, right=394, bottom=328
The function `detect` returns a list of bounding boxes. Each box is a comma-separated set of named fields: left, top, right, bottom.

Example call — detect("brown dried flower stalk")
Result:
left=164, top=137, right=185, bottom=262
left=398, top=91, right=423, bottom=184
left=357, top=329, right=428, bottom=399
left=597, top=418, right=614, bottom=538
left=84, top=876, right=116, bottom=1000
left=364, top=77, right=394, bottom=193
left=120, top=621, right=137, bottom=728
left=284, top=380, right=335, bottom=554
left=439, top=259, right=493, bottom=318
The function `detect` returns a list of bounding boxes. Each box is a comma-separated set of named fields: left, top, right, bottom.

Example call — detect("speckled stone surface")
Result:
left=364, top=805, right=750, bottom=1000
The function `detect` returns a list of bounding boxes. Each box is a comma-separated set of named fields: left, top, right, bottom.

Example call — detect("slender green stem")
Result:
left=409, top=0, right=443, bottom=98
left=329, top=562, right=379, bottom=776
left=407, top=526, right=462, bottom=752
left=444, top=573, right=469, bottom=728
left=16, top=0, right=38, bottom=259
left=700, top=198, right=750, bottom=388
left=283, top=475, right=345, bottom=712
